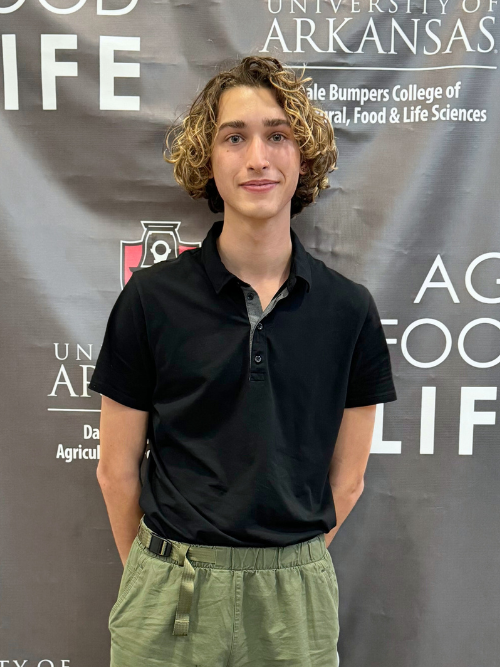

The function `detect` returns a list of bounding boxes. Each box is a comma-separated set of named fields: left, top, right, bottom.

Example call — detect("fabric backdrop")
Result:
left=1, top=0, right=499, bottom=665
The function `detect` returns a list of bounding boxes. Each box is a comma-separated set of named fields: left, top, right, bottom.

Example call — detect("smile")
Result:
left=240, top=183, right=278, bottom=193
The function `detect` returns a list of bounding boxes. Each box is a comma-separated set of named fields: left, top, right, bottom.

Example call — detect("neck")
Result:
left=215, top=210, right=293, bottom=287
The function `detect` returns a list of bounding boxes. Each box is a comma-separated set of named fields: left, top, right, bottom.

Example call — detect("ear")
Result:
left=299, top=160, right=308, bottom=175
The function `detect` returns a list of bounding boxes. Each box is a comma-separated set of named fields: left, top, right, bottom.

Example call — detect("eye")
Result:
left=225, top=133, right=287, bottom=144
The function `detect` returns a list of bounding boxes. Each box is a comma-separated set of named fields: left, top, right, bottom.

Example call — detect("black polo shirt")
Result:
left=89, top=219, right=397, bottom=547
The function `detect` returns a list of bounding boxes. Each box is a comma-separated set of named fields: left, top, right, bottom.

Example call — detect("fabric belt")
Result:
left=137, top=519, right=217, bottom=636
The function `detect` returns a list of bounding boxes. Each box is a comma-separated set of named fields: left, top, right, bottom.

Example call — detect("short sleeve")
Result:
left=344, top=287, right=398, bottom=408
left=89, top=273, right=155, bottom=411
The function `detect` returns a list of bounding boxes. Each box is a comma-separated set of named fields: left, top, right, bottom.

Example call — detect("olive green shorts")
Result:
left=109, top=516, right=340, bottom=666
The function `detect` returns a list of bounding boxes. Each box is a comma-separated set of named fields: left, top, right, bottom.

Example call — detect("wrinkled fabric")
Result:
left=109, top=522, right=340, bottom=666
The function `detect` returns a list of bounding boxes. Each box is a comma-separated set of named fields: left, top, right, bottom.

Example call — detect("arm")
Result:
left=96, top=395, right=149, bottom=566
left=324, top=404, right=377, bottom=548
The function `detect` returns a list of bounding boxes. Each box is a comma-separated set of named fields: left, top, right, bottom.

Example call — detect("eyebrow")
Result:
left=217, top=118, right=291, bottom=132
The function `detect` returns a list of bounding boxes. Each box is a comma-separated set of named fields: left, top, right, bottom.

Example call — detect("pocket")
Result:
left=320, top=552, right=339, bottom=609
left=109, top=537, right=147, bottom=619
left=325, top=551, right=339, bottom=588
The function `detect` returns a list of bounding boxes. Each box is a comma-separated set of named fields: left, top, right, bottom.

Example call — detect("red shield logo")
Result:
left=120, top=221, right=200, bottom=288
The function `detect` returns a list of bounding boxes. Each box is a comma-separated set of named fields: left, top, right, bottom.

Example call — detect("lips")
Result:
left=241, top=181, right=278, bottom=186
left=240, top=181, right=278, bottom=193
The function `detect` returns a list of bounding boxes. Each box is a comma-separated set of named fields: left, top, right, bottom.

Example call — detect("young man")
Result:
left=90, top=56, right=397, bottom=667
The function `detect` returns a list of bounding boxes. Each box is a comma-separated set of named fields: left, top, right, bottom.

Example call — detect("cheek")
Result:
left=279, top=147, right=301, bottom=171
left=287, top=145, right=302, bottom=164
left=212, top=151, right=238, bottom=180
left=211, top=166, right=234, bottom=201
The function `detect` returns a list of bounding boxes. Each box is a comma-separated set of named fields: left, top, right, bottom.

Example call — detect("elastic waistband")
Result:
left=137, top=516, right=327, bottom=570
left=137, top=516, right=327, bottom=637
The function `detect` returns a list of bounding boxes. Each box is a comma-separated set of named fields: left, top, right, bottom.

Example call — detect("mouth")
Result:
left=240, top=182, right=278, bottom=193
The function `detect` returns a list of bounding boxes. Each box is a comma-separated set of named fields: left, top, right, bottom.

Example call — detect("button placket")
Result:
left=239, top=282, right=290, bottom=380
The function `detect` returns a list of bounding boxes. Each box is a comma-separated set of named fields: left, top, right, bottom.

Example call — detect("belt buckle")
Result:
left=160, top=540, right=172, bottom=557
left=148, top=532, right=173, bottom=557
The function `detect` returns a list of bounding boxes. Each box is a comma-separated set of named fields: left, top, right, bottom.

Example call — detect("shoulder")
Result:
left=306, top=251, right=370, bottom=315
left=129, top=247, right=201, bottom=296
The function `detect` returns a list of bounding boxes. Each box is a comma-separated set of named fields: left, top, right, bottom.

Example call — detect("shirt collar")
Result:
left=200, top=219, right=312, bottom=296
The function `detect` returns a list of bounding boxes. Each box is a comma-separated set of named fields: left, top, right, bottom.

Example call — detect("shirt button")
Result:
left=247, top=293, right=254, bottom=300
left=254, top=355, right=262, bottom=363
left=257, top=323, right=263, bottom=330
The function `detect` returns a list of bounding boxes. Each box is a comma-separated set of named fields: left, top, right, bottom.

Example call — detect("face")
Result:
left=208, top=85, right=307, bottom=224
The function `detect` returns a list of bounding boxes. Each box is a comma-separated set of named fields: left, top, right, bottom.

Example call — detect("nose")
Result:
left=245, top=135, right=270, bottom=171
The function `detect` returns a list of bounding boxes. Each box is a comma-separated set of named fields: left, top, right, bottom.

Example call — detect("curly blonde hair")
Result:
left=163, top=55, right=338, bottom=218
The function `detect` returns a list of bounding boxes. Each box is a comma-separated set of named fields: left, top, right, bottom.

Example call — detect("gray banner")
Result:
left=1, top=1, right=499, bottom=665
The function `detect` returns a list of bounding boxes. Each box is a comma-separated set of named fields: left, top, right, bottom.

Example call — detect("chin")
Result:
left=237, top=200, right=283, bottom=216
left=244, top=208, right=282, bottom=221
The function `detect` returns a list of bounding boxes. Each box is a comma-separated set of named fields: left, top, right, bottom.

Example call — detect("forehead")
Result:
left=216, top=86, right=289, bottom=126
